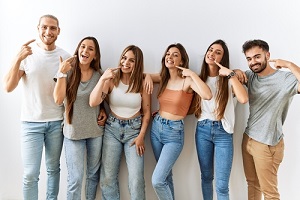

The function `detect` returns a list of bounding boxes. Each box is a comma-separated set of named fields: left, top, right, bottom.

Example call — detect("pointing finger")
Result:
left=23, top=39, right=36, bottom=46
left=214, top=60, right=223, bottom=68
left=111, top=67, right=121, bottom=71
left=65, top=55, right=77, bottom=63
left=268, top=59, right=277, bottom=63
left=175, top=66, right=184, bottom=70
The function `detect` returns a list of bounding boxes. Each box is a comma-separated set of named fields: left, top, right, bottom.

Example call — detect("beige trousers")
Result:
left=242, top=134, right=284, bottom=200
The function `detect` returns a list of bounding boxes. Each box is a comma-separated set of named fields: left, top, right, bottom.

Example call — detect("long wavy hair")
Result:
left=157, top=43, right=189, bottom=97
left=65, top=36, right=102, bottom=124
left=194, top=39, right=230, bottom=120
left=113, top=45, right=144, bottom=93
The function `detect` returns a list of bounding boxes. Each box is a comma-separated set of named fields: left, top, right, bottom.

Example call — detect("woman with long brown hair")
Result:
left=53, top=36, right=105, bottom=200
left=149, top=43, right=212, bottom=200
left=194, top=39, right=248, bottom=200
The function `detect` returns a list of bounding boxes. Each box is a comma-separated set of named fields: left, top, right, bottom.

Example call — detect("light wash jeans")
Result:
left=21, top=120, right=64, bottom=200
left=150, top=113, right=184, bottom=200
left=100, top=114, right=145, bottom=200
left=195, top=119, right=233, bottom=200
left=64, top=135, right=103, bottom=200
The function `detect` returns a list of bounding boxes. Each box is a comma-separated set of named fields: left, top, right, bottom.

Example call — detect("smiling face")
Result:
left=205, top=44, right=224, bottom=65
left=120, top=50, right=135, bottom=74
left=165, top=47, right=183, bottom=68
left=37, top=17, right=60, bottom=48
left=78, top=39, right=96, bottom=66
left=245, top=46, right=269, bottom=73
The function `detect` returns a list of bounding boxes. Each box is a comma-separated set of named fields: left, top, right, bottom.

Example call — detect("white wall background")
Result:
left=1, top=0, right=300, bottom=199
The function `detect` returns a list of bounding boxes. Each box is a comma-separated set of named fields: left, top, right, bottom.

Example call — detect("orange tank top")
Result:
left=158, top=88, right=193, bottom=117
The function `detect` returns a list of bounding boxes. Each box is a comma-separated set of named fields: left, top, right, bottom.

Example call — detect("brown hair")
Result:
left=113, top=45, right=144, bottom=93
left=157, top=43, right=189, bottom=97
left=194, top=39, right=229, bottom=120
left=65, top=36, right=102, bottom=124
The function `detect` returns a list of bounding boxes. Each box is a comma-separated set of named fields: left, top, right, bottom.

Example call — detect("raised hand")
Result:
left=214, top=60, right=232, bottom=77
left=269, top=59, right=292, bottom=69
left=17, top=39, right=36, bottom=61
left=175, top=66, right=195, bottom=77
left=59, top=55, right=77, bottom=73
left=101, top=67, right=120, bottom=81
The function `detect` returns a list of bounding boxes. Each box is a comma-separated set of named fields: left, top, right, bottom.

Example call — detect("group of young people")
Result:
left=3, top=14, right=300, bottom=200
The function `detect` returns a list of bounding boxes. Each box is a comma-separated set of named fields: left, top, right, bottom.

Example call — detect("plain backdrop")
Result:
left=1, top=0, right=300, bottom=199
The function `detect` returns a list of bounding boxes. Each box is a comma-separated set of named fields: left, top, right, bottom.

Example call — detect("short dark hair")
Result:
left=242, top=39, right=269, bottom=53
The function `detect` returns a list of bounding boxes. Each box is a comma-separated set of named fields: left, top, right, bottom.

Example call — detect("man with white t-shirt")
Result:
left=3, top=14, right=70, bottom=200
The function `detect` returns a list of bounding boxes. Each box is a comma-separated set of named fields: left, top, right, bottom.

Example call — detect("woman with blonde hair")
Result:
left=90, top=45, right=151, bottom=200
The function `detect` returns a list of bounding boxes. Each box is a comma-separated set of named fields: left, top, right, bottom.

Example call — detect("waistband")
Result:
left=198, top=119, right=222, bottom=125
left=154, top=113, right=183, bottom=125
left=108, top=113, right=141, bottom=124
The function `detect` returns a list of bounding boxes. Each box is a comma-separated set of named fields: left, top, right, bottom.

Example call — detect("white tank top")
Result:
left=109, top=81, right=142, bottom=118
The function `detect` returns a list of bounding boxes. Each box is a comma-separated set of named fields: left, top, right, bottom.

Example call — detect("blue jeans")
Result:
left=100, top=114, right=145, bottom=200
left=195, top=119, right=233, bottom=200
left=20, top=120, right=64, bottom=200
left=64, top=135, right=103, bottom=200
left=150, top=113, right=184, bottom=200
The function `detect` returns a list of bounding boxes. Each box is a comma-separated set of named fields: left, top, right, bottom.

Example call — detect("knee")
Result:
left=216, top=179, right=229, bottom=195
left=152, top=175, right=164, bottom=189
left=201, top=171, right=214, bottom=182
left=23, top=172, right=39, bottom=185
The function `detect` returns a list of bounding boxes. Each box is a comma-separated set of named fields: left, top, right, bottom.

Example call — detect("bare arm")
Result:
left=176, top=66, right=212, bottom=100
left=217, top=61, right=248, bottom=104
left=3, top=39, right=35, bottom=92
left=53, top=56, right=76, bottom=105
left=89, top=67, right=119, bottom=107
left=131, top=83, right=151, bottom=156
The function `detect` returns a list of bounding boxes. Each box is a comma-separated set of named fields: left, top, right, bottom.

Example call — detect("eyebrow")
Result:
left=246, top=53, right=261, bottom=59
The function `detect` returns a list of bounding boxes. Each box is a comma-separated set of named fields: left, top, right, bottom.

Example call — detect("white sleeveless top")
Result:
left=198, top=76, right=237, bottom=133
left=109, top=81, right=142, bottom=118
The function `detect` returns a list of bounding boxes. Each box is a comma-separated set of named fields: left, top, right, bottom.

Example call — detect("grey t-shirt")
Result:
left=245, top=70, right=298, bottom=146
left=63, top=71, right=104, bottom=140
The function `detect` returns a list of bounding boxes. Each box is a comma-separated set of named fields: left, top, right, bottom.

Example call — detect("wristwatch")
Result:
left=57, top=72, right=67, bottom=78
left=227, top=71, right=236, bottom=79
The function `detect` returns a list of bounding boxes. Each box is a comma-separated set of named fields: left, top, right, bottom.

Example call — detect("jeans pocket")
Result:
left=131, top=120, right=142, bottom=130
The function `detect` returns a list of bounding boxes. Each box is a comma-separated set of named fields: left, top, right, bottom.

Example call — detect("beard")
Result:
left=249, top=57, right=267, bottom=73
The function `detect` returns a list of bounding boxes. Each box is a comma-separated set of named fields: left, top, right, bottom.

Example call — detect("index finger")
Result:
left=268, top=59, right=277, bottom=63
left=175, top=66, right=184, bottom=70
left=111, top=67, right=121, bottom=71
left=23, top=39, right=36, bottom=46
left=64, top=55, right=77, bottom=62
left=214, top=60, right=224, bottom=68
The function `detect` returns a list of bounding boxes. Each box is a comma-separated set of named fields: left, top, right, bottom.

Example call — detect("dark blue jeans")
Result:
left=195, top=119, right=233, bottom=200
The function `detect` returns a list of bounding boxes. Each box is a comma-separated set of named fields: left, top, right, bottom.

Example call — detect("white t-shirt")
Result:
left=19, top=43, right=70, bottom=122
left=198, top=76, right=237, bottom=133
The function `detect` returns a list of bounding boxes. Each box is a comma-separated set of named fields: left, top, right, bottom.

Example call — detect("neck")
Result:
left=208, top=64, right=219, bottom=77
left=38, top=42, right=56, bottom=51
left=121, top=74, right=130, bottom=85
left=257, top=65, right=276, bottom=77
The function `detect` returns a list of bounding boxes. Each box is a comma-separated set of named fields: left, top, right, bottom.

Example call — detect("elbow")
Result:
left=3, top=83, right=15, bottom=93
left=54, top=99, right=63, bottom=105
left=202, top=92, right=213, bottom=100
left=238, top=96, right=249, bottom=104
left=89, top=99, right=99, bottom=107
left=4, top=86, right=13, bottom=93
left=54, top=96, right=64, bottom=105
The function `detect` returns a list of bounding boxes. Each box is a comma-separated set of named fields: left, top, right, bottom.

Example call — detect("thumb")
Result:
left=59, top=56, right=63, bottom=63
